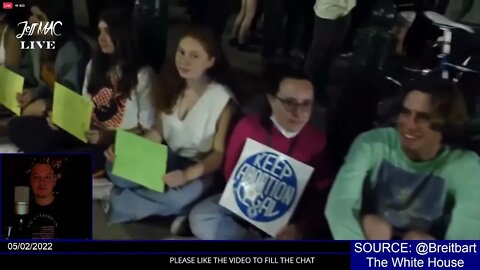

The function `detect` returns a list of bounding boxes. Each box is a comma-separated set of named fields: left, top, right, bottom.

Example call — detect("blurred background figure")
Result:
left=305, top=0, right=356, bottom=106
left=133, top=0, right=169, bottom=72
left=0, top=9, right=22, bottom=123
left=186, top=0, right=235, bottom=41
left=228, top=0, right=258, bottom=53
left=0, top=10, right=21, bottom=68
left=11, top=0, right=90, bottom=117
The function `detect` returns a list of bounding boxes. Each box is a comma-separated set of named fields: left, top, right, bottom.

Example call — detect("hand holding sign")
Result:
left=16, top=89, right=33, bottom=109
left=276, top=224, right=303, bottom=240
left=86, top=130, right=101, bottom=144
left=86, top=129, right=114, bottom=145
left=164, top=170, right=187, bottom=188
left=104, top=145, right=116, bottom=161
left=46, top=111, right=59, bottom=130
left=219, top=138, right=314, bottom=237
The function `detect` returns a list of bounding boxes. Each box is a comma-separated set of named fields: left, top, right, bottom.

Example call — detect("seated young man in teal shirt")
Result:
left=326, top=78, right=480, bottom=240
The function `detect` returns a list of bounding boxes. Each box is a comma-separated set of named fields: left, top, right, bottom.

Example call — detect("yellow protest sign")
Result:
left=52, top=82, right=93, bottom=142
left=0, top=66, right=24, bottom=115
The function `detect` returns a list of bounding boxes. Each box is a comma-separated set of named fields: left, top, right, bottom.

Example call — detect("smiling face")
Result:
left=267, top=78, right=314, bottom=133
left=175, top=36, right=215, bottom=80
left=397, top=90, right=442, bottom=160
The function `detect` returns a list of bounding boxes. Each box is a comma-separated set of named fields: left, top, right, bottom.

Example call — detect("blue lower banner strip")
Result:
left=351, top=241, right=479, bottom=269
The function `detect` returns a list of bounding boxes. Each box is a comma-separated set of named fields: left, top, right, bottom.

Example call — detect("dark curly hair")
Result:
left=398, top=77, right=469, bottom=147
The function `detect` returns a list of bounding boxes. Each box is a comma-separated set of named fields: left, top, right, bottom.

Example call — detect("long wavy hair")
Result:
left=87, top=8, right=141, bottom=99
left=396, top=77, right=469, bottom=148
left=152, top=25, right=234, bottom=114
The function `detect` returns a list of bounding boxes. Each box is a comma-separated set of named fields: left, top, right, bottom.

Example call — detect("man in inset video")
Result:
left=27, top=162, right=77, bottom=239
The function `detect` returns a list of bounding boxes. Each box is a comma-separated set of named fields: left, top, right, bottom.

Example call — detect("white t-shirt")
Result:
left=314, top=0, right=356, bottom=20
left=161, top=82, right=233, bottom=160
left=81, top=60, right=155, bottom=130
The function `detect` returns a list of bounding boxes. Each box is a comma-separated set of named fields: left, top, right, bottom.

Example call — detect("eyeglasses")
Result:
left=274, top=96, right=313, bottom=112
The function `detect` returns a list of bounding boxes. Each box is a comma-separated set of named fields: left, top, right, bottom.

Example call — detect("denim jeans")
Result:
left=105, top=148, right=214, bottom=224
left=189, top=194, right=264, bottom=240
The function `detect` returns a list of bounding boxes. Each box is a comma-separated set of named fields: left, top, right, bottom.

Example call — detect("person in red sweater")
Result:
left=188, top=69, right=332, bottom=240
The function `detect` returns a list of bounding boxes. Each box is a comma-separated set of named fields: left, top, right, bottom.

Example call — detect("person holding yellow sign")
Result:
left=103, top=26, right=237, bottom=235
left=8, top=8, right=154, bottom=174
left=11, top=0, right=89, bottom=116
left=0, top=10, right=22, bottom=118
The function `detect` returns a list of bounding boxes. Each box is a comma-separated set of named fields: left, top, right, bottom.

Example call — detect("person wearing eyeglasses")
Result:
left=188, top=68, right=332, bottom=240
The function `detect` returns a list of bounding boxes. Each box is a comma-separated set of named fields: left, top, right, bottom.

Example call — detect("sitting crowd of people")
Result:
left=0, top=0, right=479, bottom=241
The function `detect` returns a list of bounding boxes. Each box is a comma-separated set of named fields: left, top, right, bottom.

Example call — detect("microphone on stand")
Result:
left=11, top=186, right=30, bottom=238
left=15, top=186, right=30, bottom=215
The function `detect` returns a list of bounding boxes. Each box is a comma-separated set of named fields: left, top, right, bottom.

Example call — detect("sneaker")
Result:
left=93, top=178, right=113, bottom=200
left=170, top=215, right=190, bottom=236
left=163, top=236, right=198, bottom=240
left=0, top=143, right=19, bottom=153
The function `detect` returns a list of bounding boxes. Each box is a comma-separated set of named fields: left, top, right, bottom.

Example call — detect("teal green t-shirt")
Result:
left=325, top=128, right=480, bottom=240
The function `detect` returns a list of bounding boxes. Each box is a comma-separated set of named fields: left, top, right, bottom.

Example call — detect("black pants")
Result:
left=305, top=14, right=352, bottom=99
left=452, top=28, right=480, bottom=115
left=135, top=1, right=169, bottom=72
left=250, top=0, right=263, bottom=36
left=284, top=0, right=315, bottom=56
left=186, top=0, right=234, bottom=41
left=7, top=116, right=108, bottom=172
left=261, top=0, right=286, bottom=60
left=403, top=0, right=450, bottom=62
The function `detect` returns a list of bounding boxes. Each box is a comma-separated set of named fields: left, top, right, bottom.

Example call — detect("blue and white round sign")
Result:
left=233, top=151, right=297, bottom=222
